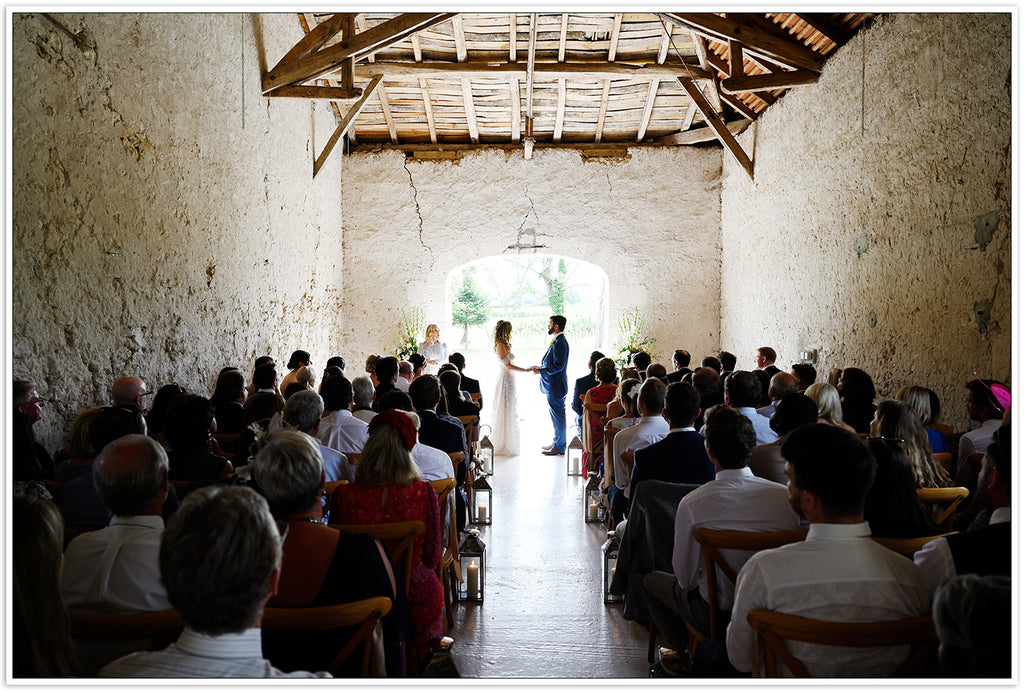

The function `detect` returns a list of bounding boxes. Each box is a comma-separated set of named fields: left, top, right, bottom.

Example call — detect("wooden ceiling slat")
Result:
left=377, top=85, right=398, bottom=143
left=352, top=60, right=712, bottom=82
left=510, top=77, right=521, bottom=142
left=637, top=78, right=658, bottom=141
left=419, top=78, right=437, bottom=143
left=510, top=13, right=517, bottom=61
left=608, top=13, right=622, bottom=60
left=553, top=78, right=566, bottom=143
left=657, top=23, right=671, bottom=65
left=462, top=78, right=479, bottom=143
left=452, top=14, right=468, bottom=62
left=595, top=79, right=611, bottom=143
left=558, top=13, right=569, bottom=62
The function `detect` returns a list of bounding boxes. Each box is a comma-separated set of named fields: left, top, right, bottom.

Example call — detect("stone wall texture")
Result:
left=339, top=147, right=723, bottom=364
left=13, top=13, right=346, bottom=449
left=720, top=13, right=1012, bottom=429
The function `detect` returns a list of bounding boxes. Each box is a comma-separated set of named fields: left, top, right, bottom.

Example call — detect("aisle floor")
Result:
left=448, top=398, right=651, bottom=679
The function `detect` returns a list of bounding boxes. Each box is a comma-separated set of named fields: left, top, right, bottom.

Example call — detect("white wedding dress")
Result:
left=490, top=350, right=520, bottom=456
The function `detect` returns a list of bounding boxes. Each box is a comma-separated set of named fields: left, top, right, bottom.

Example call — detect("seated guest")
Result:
left=646, top=363, right=669, bottom=384
left=365, top=354, right=380, bottom=387
left=925, top=387, right=955, bottom=444
left=583, top=358, right=619, bottom=470
left=372, top=356, right=400, bottom=410
left=894, top=385, right=949, bottom=453
left=329, top=410, right=443, bottom=669
left=933, top=574, right=1011, bottom=678
left=316, top=375, right=369, bottom=456
left=164, top=395, right=232, bottom=481
left=837, top=367, right=876, bottom=434
left=319, top=365, right=343, bottom=390
left=449, top=352, right=482, bottom=411
left=790, top=363, right=816, bottom=392
left=54, top=406, right=102, bottom=482
left=719, top=371, right=777, bottom=445
left=870, top=399, right=951, bottom=488
left=610, top=378, right=669, bottom=524
left=749, top=393, right=818, bottom=485
left=251, top=430, right=408, bottom=677
left=209, top=369, right=247, bottom=435
left=324, top=356, right=346, bottom=377
left=756, top=372, right=798, bottom=419
left=252, top=363, right=280, bottom=395
left=726, top=425, right=930, bottom=676
left=805, top=382, right=855, bottom=432
left=234, top=391, right=286, bottom=467
left=279, top=350, right=312, bottom=392
left=375, top=391, right=456, bottom=483
left=439, top=370, right=479, bottom=419
left=351, top=375, right=377, bottom=423
left=751, top=370, right=772, bottom=408
left=628, top=382, right=714, bottom=509
left=754, top=347, right=780, bottom=376
left=633, top=351, right=652, bottom=380
left=572, top=351, right=603, bottom=434
left=283, top=390, right=353, bottom=483
left=862, top=438, right=939, bottom=538
left=282, top=382, right=306, bottom=400
left=101, top=486, right=330, bottom=678
left=13, top=380, right=54, bottom=482
left=249, top=356, right=276, bottom=397
left=643, top=405, right=798, bottom=674
left=13, top=495, right=79, bottom=678
left=692, top=367, right=723, bottom=429
left=956, top=378, right=1007, bottom=486
left=666, top=350, right=691, bottom=383
left=607, top=378, right=642, bottom=430
left=146, top=383, right=186, bottom=438
left=294, top=365, right=315, bottom=390
left=62, top=434, right=172, bottom=614
left=410, top=376, right=467, bottom=529
left=396, top=361, right=413, bottom=392
left=914, top=427, right=1010, bottom=593
left=407, top=353, right=425, bottom=380
left=111, top=377, right=149, bottom=411
left=717, top=351, right=736, bottom=382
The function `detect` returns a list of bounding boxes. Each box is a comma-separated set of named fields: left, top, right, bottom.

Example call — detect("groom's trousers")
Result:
left=548, top=390, right=567, bottom=452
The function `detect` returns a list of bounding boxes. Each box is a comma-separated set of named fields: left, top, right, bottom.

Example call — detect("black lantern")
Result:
left=584, top=471, right=604, bottom=523
left=458, top=529, right=486, bottom=601
left=602, top=530, right=622, bottom=604
left=470, top=475, right=492, bottom=525
left=477, top=427, right=494, bottom=477
left=566, top=434, right=584, bottom=476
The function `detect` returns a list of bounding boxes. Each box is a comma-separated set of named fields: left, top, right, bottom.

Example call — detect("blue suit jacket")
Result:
left=628, top=429, right=714, bottom=503
left=539, top=333, right=569, bottom=398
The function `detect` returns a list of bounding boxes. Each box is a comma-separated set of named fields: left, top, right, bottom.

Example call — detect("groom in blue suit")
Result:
left=533, top=315, right=570, bottom=455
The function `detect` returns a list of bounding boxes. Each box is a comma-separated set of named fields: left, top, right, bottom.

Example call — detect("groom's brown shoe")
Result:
left=542, top=448, right=564, bottom=456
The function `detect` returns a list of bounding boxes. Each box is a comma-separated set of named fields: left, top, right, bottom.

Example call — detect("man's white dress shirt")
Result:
left=413, top=441, right=456, bottom=481
left=957, top=418, right=1001, bottom=461
left=671, top=468, right=799, bottom=610
left=62, top=515, right=171, bottom=614
left=319, top=444, right=354, bottom=483
left=352, top=408, right=376, bottom=424
left=611, top=415, right=670, bottom=495
left=726, top=521, right=930, bottom=676
left=100, top=627, right=331, bottom=677
left=316, top=409, right=369, bottom=454
left=914, top=506, right=1011, bottom=593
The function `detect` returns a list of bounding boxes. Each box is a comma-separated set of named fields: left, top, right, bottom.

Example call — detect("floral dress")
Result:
left=329, top=480, right=443, bottom=665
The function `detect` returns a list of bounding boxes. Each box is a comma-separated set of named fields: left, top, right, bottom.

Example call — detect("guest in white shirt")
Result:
left=609, top=378, right=669, bottom=523
left=283, top=390, right=353, bottom=483
left=63, top=434, right=172, bottom=614
left=351, top=375, right=377, bottom=424
left=101, top=486, right=330, bottom=678
left=712, top=371, right=777, bottom=445
left=955, top=379, right=1007, bottom=485
left=396, top=361, right=414, bottom=392
left=756, top=372, right=798, bottom=418
left=316, top=375, right=369, bottom=455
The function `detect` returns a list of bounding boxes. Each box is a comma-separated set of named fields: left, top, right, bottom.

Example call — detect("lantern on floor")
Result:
left=584, top=471, right=604, bottom=523
left=470, top=475, right=492, bottom=525
left=477, top=426, right=494, bottom=477
left=459, top=529, right=486, bottom=602
left=602, top=530, right=622, bottom=604
left=566, top=435, right=584, bottom=476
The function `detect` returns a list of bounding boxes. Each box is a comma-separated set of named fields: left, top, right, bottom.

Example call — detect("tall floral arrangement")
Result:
left=615, top=307, right=656, bottom=368
left=395, top=308, right=424, bottom=360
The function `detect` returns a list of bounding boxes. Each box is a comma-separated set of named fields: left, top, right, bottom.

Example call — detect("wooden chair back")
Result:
left=916, top=486, right=969, bottom=530
left=329, top=520, right=425, bottom=594
left=932, top=452, right=952, bottom=475
left=430, top=478, right=460, bottom=633
left=601, top=426, right=619, bottom=489
left=344, top=452, right=362, bottom=466
left=746, top=609, right=937, bottom=677
left=470, top=392, right=481, bottom=405
left=456, top=414, right=479, bottom=451
left=694, top=528, right=809, bottom=641
left=262, top=597, right=393, bottom=677
left=582, top=401, right=607, bottom=470
left=69, top=609, right=185, bottom=676
left=872, top=532, right=955, bottom=559
left=324, top=480, right=348, bottom=497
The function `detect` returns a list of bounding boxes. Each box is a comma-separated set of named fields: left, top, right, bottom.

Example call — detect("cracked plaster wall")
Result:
left=13, top=13, right=346, bottom=451
left=339, top=148, right=723, bottom=365
left=720, top=13, right=1011, bottom=429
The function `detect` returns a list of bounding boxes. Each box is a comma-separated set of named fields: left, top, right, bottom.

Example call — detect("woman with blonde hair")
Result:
left=418, top=324, right=448, bottom=376
left=895, top=385, right=950, bottom=453
left=870, top=399, right=952, bottom=489
left=329, top=409, right=442, bottom=670
left=805, top=382, right=856, bottom=433
left=490, top=320, right=530, bottom=456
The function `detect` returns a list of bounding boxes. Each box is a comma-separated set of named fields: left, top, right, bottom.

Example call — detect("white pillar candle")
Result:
left=466, top=563, right=479, bottom=599
left=572, top=456, right=580, bottom=474
left=477, top=505, right=487, bottom=523
left=588, top=502, right=599, bottom=521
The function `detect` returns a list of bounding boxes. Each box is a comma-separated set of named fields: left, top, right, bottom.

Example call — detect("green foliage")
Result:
left=539, top=257, right=568, bottom=314
left=615, top=307, right=656, bottom=368
left=394, top=308, right=424, bottom=360
left=451, top=268, right=489, bottom=346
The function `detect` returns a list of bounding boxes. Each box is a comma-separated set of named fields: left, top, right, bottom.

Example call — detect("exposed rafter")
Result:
left=678, top=76, right=753, bottom=179
left=313, top=74, right=382, bottom=177
left=350, top=60, right=713, bottom=82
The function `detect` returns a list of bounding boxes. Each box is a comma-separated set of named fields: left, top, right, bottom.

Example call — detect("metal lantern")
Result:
left=566, top=435, right=584, bottom=476
left=458, top=529, right=486, bottom=602
left=602, top=530, right=622, bottom=604
left=584, top=471, right=604, bottom=523
left=470, top=475, right=492, bottom=525
left=477, top=426, right=494, bottom=477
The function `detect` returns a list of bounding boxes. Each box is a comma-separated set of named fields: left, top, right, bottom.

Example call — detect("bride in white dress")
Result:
left=490, top=320, right=529, bottom=456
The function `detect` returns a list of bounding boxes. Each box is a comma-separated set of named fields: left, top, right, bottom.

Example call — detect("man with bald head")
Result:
left=62, top=434, right=171, bottom=613
left=112, top=377, right=149, bottom=411
left=757, top=371, right=799, bottom=419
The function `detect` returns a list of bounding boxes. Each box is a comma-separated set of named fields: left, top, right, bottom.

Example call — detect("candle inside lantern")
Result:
left=572, top=457, right=580, bottom=474
left=467, top=563, right=479, bottom=599
left=477, top=505, right=487, bottom=523
left=588, top=502, right=599, bottom=521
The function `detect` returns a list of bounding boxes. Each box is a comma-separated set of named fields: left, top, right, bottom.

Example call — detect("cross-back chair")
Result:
left=871, top=532, right=955, bottom=559
left=430, top=478, right=460, bottom=633
left=329, top=520, right=425, bottom=594
left=916, top=486, right=969, bottom=531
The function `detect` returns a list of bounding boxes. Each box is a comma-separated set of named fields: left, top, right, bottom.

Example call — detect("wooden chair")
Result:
left=470, top=392, right=481, bottom=406
left=747, top=609, right=938, bottom=677
left=329, top=520, right=425, bottom=594
left=456, top=414, right=479, bottom=457
left=648, top=528, right=809, bottom=664
left=262, top=597, right=393, bottom=677
left=324, top=479, right=348, bottom=497
left=601, top=426, right=619, bottom=489
left=916, top=486, right=969, bottom=531
left=344, top=452, right=362, bottom=466
left=430, top=478, right=459, bottom=633
left=872, top=532, right=955, bottom=559
left=932, top=452, right=952, bottom=475
left=70, top=609, right=185, bottom=676
left=582, top=401, right=607, bottom=473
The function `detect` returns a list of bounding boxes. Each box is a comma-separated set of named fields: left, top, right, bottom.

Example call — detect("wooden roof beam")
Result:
left=510, top=77, right=521, bottom=142
left=707, top=52, right=775, bottom=108
left=608, top=13, right=622, bottom=61
left=352, top=60, right=713, bottom=81
left=271, top=12, right=347, bottom=75
left=656, top=118, right=749, bottom=145
left=263, top=13, right=457, bottom=93
left=691, top=31, right=709, bottom=71
left=680, top=100, right=697, bottom=131
left=313, top=74, right=382, bottom=177
left=595, top=79, right=611, bottom=143
left=721, top=69, right=818, bottom=94
left=637, top=78, right=658, bottom=142
left=558, top=13, right=568, bottom=62
left=728, top=40, right=743, bottom=79
left=266, top=85, right=363, bottom=99
left=420, top=78, right=437, bottom=144
left=553, top=77, right=566, bottom=143
left=657, top=23, right=672, bottom=65
left=509, top=13, right=517, bottom=62
left=678, top=76, right=753, bottom=179
left=795, top=13, right=852, bottom=45
left=378, top=85, right=398, bottom=144
left=462, top=78, right=479, bottom=144
left=452, top=14, right=468, bottom=62
left=660, top=13, right=824, bottom=74
left=720, top=92, right=758, bottom=120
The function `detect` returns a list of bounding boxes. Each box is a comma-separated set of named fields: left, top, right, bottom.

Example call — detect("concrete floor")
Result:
left=449, top=396, right=651, bottom=679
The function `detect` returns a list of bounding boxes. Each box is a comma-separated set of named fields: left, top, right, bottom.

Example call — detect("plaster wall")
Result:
left=339, top=147, right=723, bottom=366
left=720, top=13, right=1011, bottom=428
left=12, top=13, right=346, bottom=450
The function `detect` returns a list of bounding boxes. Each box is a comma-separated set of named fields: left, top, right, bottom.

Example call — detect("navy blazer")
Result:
left=572, top=373, right=598, bottom=417
left=416, top=408, right=467, bottom=457
left=539, top=333, right=569, bottom=398
left=628, top=429, right=714, bottom=504
left=460, top=374, right=482, bottom=411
